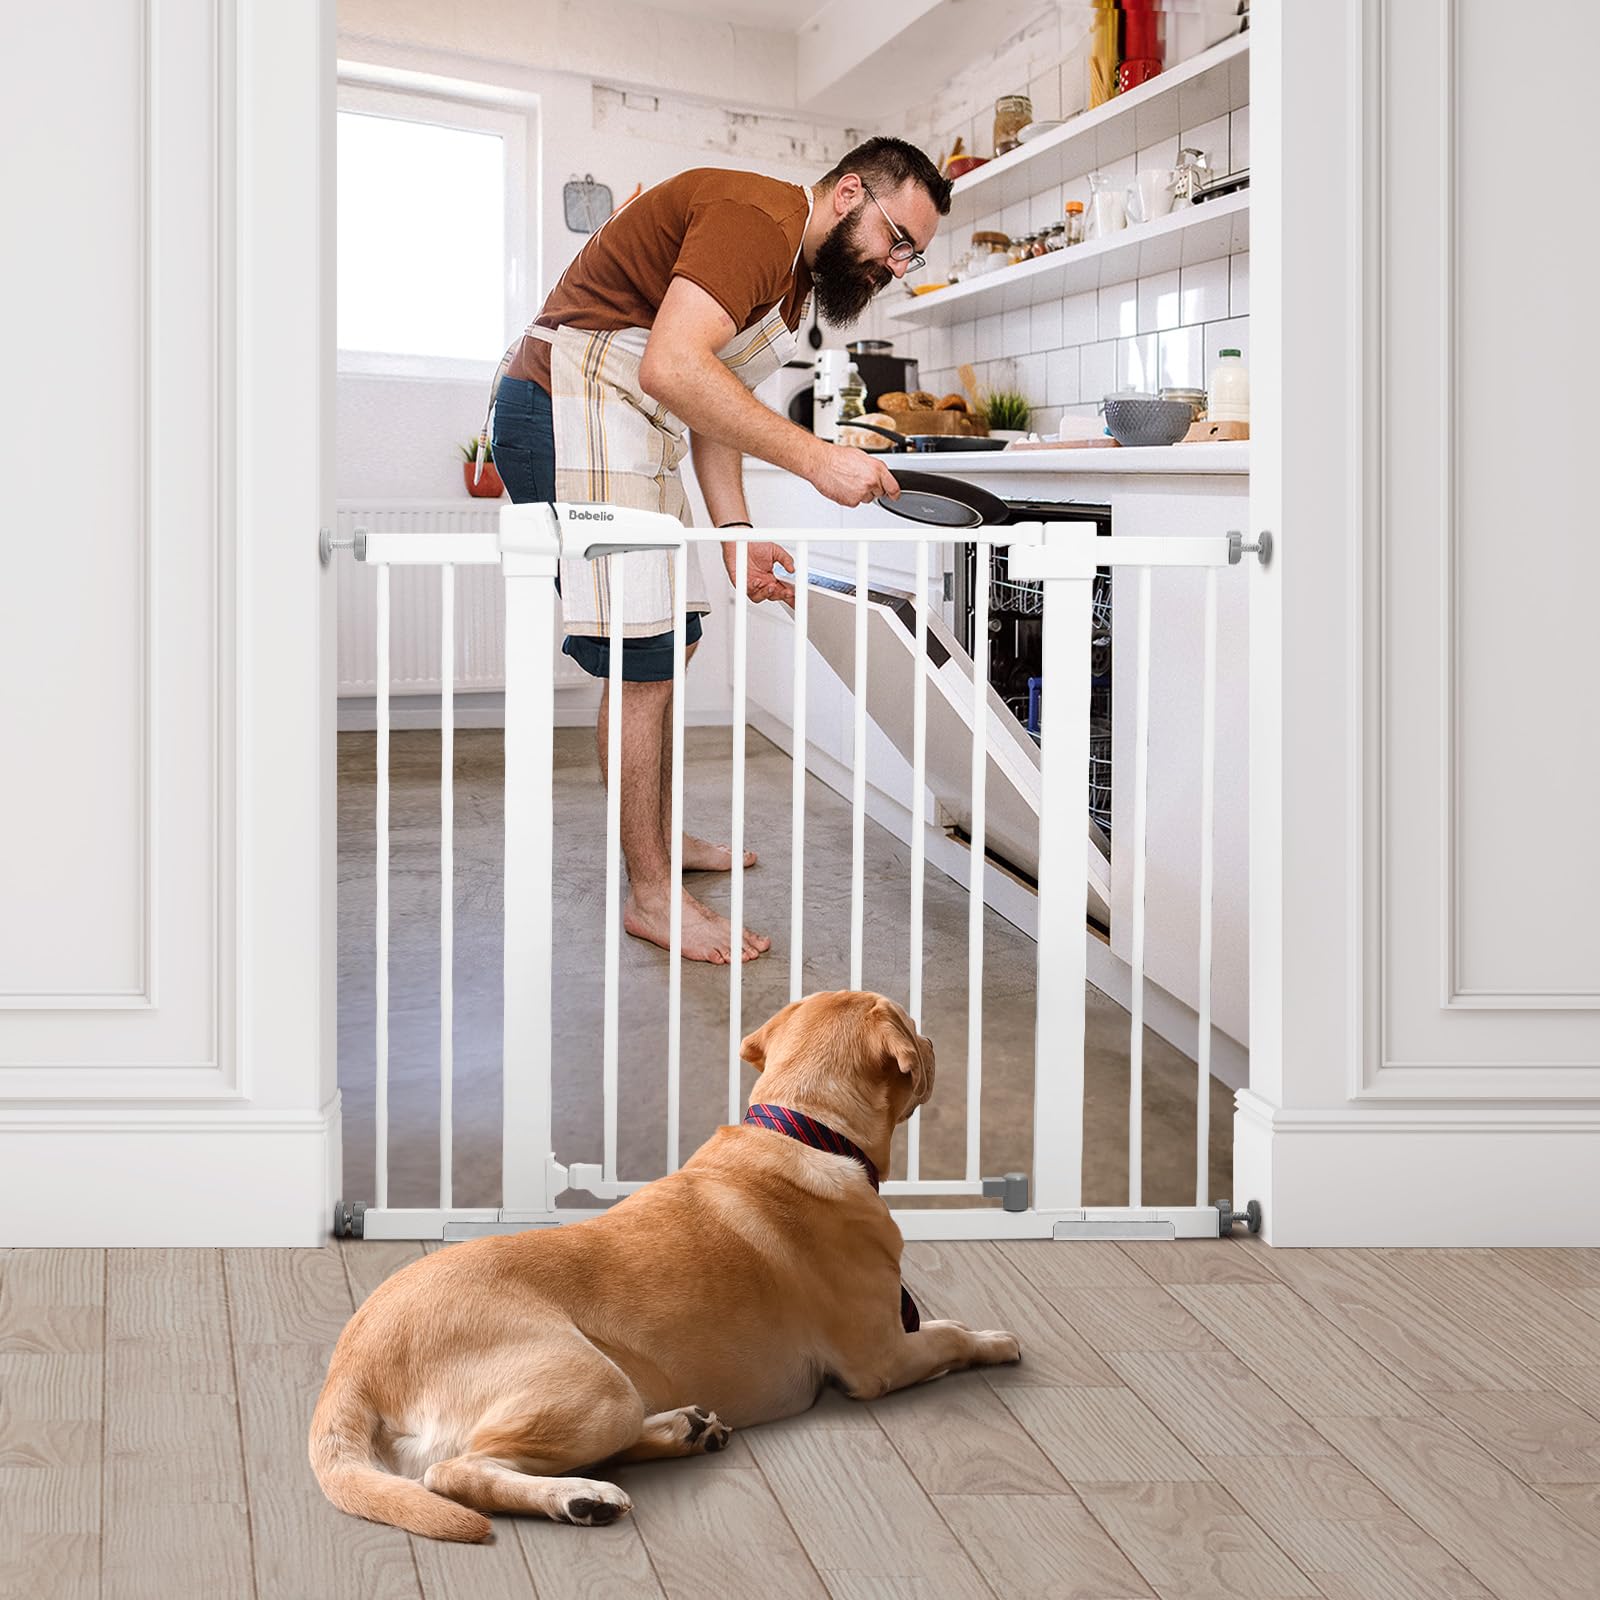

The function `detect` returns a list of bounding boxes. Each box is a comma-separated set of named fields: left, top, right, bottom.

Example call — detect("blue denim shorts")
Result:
left=490, top=375, right=702, bottom=683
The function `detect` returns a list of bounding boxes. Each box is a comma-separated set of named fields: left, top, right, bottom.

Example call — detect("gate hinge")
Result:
left=332, top=1198, right=368, bottom=1238
left=982, top=1171, right=1029, bottom=1213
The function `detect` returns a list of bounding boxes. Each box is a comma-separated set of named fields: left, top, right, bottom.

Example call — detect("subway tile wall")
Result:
left=847, top=22, right=1251, bottom=439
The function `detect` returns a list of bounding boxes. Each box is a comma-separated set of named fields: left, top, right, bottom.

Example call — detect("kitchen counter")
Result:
left=745, top=441, right=1249, bottom=477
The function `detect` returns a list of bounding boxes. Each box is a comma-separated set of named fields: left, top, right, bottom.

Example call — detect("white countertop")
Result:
left=746, top=442, right=1248, bottom=477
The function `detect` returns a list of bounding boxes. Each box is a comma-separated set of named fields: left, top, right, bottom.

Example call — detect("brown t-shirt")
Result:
left=509, top=169, right=813, bottom=392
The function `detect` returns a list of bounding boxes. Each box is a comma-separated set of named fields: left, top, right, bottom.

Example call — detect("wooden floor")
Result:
left=6, top=1240, right=1600, bottom=1599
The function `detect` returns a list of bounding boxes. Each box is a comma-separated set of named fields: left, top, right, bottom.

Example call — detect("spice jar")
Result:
left=971, top=230, right=1010, bottom=274
left=1029, top=232, right=1050, bottom=258
left=993, top=95, right=1032, bottom=156
left=1063, top=200, right=1086, bottom=247
left=1044, top=223, right=1067, bottom=252
left=1006, top=236, right=1029, bottom=265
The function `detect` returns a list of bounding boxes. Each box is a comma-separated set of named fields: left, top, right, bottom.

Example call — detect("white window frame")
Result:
left=336, top=81, right=528, bottom=382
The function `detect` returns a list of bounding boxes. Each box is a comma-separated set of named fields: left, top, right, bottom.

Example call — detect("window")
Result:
left=337, top=84, right=527, bottom=378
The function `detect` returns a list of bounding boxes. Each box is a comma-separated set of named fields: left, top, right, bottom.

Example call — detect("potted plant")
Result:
left=982, top=388, right=1032, bottom=442
left=460, top=438, right=504, bottom=498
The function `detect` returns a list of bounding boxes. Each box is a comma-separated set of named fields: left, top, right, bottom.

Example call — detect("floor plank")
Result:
left=1073, top=1481, right=1321, bottom=1599
left=1421, top=1389, right=1600, bottom=1485
left=620, top=1451, right=828, bottom=1600
left=997, top=1240, right=1152, bottom=1291
left=1038, top=1286, right=1228, bottom=1354
left=748, top=1425, right=991, bottom=1598
left=0, top=1251, right=103, bottom=1600
left=514, top=1518, right=665, bottom=1599
left=1170, top=1284, right=1430, bottom=1420
left=1535, top=1483, right=1600, bottom=1540
left=864, top=1370, right=1069, bottom=1496
left=934, top=1492, right=1156, bottom=1599
left=226, top=1249, right=423, bottom=1600
left=1316, top=1412, right=1600, bottom=1600
left=1104, top=1351, right=1333, bottom=1460
left=1208, top=1454, right=1493, bottom=1600
left=1384, top=1250, right=1600, bottom=1375
left=1120, top=1238, right=1284, bottom=1286
left=102, top=1250, right=254, bottom=1600
left=1245, top=1248, right=1539, bottom=1395
left=995, top=1386, right=1209, bottom=1483
left=900, top=1241, right=1118, bottom=1389
left=343, top=1241, right=543, bottom=1600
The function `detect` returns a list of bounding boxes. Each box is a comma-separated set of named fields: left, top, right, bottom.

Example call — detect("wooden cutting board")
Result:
left=1004, top=436, right=1120, bottom=450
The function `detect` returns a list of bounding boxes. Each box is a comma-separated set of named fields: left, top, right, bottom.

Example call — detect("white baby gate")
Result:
left=332, top=501, right=1262, bottom=1243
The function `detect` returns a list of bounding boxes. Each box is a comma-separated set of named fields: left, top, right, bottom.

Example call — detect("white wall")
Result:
left=1235, top=0, right=1600, bottom=1246
left=334, top=17, right=861, bottom=503
left=0, top=0, right=335, bottom=1245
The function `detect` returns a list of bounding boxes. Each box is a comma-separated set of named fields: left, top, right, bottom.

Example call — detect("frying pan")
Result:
left=841, top=420, right=1010, bottom=455
left=874, top=465, right=1010, bottom=529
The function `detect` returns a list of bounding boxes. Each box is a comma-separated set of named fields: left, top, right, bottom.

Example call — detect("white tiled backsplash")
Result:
left=848, top=35, right=1251, bottom=439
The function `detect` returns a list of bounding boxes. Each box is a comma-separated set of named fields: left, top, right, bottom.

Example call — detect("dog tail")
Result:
left=308, top=1372, right=491, bottom=1544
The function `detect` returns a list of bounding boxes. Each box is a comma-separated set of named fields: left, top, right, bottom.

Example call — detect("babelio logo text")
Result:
left=567, top=508, right=615, bottom=522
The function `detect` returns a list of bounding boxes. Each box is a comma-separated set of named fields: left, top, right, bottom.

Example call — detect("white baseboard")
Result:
left=0, top=1097, right=342, bottom=1247
left=1233, top=1089, right=1600, bottom=1246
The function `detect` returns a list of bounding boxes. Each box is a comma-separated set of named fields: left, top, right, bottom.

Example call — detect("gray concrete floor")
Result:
left=338, top=725, right=1232, bottom=1213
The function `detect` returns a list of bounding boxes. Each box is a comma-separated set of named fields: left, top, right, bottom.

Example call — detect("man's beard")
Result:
left=810, top=203, right=894, bottom=327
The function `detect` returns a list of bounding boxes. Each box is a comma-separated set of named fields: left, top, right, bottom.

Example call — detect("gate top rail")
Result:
left=352, top=501, right=1115, bottom=567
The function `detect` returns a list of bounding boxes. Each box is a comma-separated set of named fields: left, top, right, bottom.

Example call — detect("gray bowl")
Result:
left=1102, top=394, right=1193, bottom=448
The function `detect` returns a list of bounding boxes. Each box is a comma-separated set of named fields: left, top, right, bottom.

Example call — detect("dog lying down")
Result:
left=310, top=990, right=1022, bottom=1542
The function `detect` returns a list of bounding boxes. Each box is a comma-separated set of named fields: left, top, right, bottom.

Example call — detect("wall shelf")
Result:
left=884, top=189, right=1249, bottom=328
left=942, top=29, right=1250, bottom=232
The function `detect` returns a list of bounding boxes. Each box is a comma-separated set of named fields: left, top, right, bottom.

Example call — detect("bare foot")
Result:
left=680, top=833, right=758, bottom=872
left=625, top=888, right=771, bottom=964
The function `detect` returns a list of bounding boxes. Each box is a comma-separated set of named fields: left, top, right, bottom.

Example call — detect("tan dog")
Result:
left=309, top=990, right=1022, bottom=1542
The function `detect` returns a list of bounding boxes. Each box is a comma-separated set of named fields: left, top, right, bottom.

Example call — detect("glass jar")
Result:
left=1044, top=223, right=1067, bottom=251
left=971, top=230, right=1010, bottom=274
left=838, top=363, right=866, bottom=423
left=993, top=94, right=1032, bottom=156
left=1029, top=232, right=1050, bottom=258
left=1063, top=200, right=1085, bottom=247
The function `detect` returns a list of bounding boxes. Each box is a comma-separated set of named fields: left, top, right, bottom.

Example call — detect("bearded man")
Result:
left=485, top=137, right=951, bottom=964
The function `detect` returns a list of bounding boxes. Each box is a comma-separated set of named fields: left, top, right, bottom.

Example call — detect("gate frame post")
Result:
left=499, top=504, right=562, bottom=1214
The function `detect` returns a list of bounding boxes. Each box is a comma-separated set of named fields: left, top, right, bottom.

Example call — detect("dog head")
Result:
left=739, top=991, right=935, bottom=1127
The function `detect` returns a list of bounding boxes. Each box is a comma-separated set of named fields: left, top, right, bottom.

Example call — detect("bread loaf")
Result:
left=936, top=393, right=967, bottom=411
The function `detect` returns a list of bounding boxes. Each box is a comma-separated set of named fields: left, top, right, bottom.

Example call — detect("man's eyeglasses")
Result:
left=861, top=181, right=925, bottom=272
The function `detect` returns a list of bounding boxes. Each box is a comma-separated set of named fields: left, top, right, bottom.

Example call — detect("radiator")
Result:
left=336, top=501, right=590, bottom=696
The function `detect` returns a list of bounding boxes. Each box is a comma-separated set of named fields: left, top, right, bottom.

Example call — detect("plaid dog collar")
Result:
left=744, top=1103, right=920, bottom=1334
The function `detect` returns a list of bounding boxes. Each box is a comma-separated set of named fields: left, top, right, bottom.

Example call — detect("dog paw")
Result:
left=558, top=1480, right=633, bottom=1526
left=973, top=1329, right=1022, bottom=1365
left=681, top=1405, right=733, bottom=1453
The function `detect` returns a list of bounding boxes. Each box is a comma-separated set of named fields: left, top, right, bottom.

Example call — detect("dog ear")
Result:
left=872, top=997, right=933, bottom=1102
left=740, top=1001, right=801, bottom=1072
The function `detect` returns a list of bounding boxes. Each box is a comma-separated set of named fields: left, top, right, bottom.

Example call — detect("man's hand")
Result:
left=810, top=444, right=902, bottom=509
left=722, top=540, right=797, bottom=605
